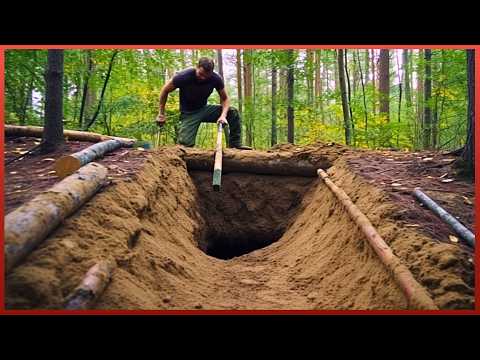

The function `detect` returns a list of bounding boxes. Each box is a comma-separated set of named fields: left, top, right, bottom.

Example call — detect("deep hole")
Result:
left=189, top=170, right=317, bottom=260
left=204, top=228, right=284, bottom=260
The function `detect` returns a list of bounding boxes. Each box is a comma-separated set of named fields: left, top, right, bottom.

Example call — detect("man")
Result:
left=156, top=57, right=250, bottom=149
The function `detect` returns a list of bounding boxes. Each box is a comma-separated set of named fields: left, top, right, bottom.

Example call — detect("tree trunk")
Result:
left=84, top=50, right=119, bottom=131
left=344, top=50, right=355, bottom=145
left=41, top=49, right=64, bottom=154
left=243, top=50, right=253, bottom=146
left=79, top=50, right=94, bottom=129
left=417, top=50, right=425, bottom=147
left=314, top=50, right=324, bottom=123
left=236, top=49, right=243, bottom=115
left=337, top=49, right=352, bottom=145
left=217, top=49, right=224, bottom=79
left=306, top=49, right=314, bottom=106
left=403, top=49, right=412, bottom=107
left=271, top=62, right=278, bottom=146
left=462, top=49, right=475, bottom=175
left=371, top=49, right=376, bottom=115
left=423, top=49, right=432, bottom=149
left=4, top=162, right=108, bottom=273
left=287, top=49, right=295, bottom=144
left=364, top=49, right=369, bottom=85
left=357, top=50, right=369, bottom=146
left=378, top=49, right=390, bottom=121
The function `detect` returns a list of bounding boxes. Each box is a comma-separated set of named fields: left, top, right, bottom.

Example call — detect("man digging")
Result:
left=156, top=57, right=251, bottom=150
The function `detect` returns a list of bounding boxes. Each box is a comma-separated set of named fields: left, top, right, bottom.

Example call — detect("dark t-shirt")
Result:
left=172, top=68, right=224, bottom=112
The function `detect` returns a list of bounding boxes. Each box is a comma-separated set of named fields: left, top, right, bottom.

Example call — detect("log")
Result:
left=55, top=139, right=123, bottom=178
left=4, top=162, right=108, bottom=274
left=213, top=123, right=223, bottom=191
left=317, top=169, right=438, bottom=310
left=412, top=188, right=475, bottom=247
left=64, top=259, right=116, bottom=310
left=184, top=148, right=332, bottom=177
left=5, top=125, right=135, bottom=145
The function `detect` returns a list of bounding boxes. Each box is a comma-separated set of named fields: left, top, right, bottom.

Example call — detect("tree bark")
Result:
left=462, top=49, right=475, bottom=175
left=271, top=60, right=278, bottom=146
left=217, top=49, right=224, bottom=79
left=403, top=49, right=412, bottom=107
left=378, top=49, right=390, bottom=121
left=370, top=49, right=376, bottom=115
left=84, top=50, right=119, bottom=131
left=287, top=50, right=295, bottom=144
left=357, top=50, right=369, bottom=146
left=236, top=49, right=243, bottom=115
left=4, top=162, right=108, bottom=273
left=314, top=50, right=324, bottom=123
left=55, top=139, right=124, bottom=178
left=41, top=49, right=64, bottom=154
left=337, top=49, right=352, bottom=145
left=423, top=49, right=432, bottom=149
left=243, top=50, right=253, bottom=146
left=79, top=50, right=94, bottom=129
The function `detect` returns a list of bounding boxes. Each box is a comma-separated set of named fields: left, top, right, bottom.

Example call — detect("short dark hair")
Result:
left=198, top=57, right=214, bottom=72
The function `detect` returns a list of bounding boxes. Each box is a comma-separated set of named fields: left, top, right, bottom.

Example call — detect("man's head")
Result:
left=195, top=57, right=215, bottom=81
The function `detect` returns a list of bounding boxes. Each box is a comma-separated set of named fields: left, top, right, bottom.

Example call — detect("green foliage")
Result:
left=4, top=49, right=469, bottom=151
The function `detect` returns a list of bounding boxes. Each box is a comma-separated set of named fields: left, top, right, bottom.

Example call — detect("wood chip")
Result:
left=47, top=171, right=56, bottom=174
left=9, top=171, right=18, bottom=174
left=439, top=173, right=448, bottom=179
left=422, top=157, right=434, bottom=161
left=136, top=147, right=145, bottom=151
left=42, top=158, right=55, bottom=162
left=449, top=235, right=459, bottom=243
left=463, top=196, right=473, bottom=205
left=391, top=183, right=402, bottom=187
left=441, top=179, right=454, bottom=183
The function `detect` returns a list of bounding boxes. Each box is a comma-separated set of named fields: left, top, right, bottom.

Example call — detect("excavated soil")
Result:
left=4, top=143, right=475, bottom=310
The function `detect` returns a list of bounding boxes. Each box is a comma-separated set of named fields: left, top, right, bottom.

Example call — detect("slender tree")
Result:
left=423, top=49, right=432, bottom=149
left=462, top=49, right=475, bottom=175
left=271, top=57, right=278, bottom=146
left=287, top=50, right=295, bottom=144
left=338, top=49, right=352, bottom=145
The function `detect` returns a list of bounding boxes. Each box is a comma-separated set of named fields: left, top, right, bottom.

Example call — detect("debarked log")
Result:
left=4, top=162, right=108, bottom=274
left=318, top=169, right=438, bottom=310
left=5, top=125, right=135, bottom=145
left=183, top=148, right=331, bottom=177
left=64, top=259, right=116, bottom=310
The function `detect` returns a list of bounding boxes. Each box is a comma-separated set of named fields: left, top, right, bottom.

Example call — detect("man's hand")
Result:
left=217, top=116, right=228, bottom=126
left=156, top=114, right=166, bottom=127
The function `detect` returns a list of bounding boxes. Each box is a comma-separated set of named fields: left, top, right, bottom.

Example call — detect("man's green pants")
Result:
left=178, top=105, right=242, bottom=147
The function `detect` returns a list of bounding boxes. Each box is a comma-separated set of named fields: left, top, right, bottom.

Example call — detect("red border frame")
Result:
left=0, top=45, right=478, bottom=316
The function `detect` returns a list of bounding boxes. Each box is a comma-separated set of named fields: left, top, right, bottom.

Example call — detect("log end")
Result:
left=212, top=169, right=222, bottom=191
left=55, top=155, right=82, bottom=179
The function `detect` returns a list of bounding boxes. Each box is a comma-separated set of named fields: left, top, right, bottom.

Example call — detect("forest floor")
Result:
left=4, top=137, right=476, bottom=310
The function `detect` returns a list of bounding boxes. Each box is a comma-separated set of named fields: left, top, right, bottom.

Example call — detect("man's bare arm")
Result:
left=156, top=80, right=176, bottom=125
left=217, top=88, right=230, bottom=124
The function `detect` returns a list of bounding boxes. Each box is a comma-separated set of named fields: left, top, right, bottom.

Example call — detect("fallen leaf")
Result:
left=441, top=179, right=454, bottom=183
left=391, top=183, right=402, bottom=187
left=422, top=157, right=434, bottom=161
left=463, top=196, right=473, bottom=205
left=441, top=158, right=455, bottom=162
left=439, top=173, right=448, bottom=179
left=9, top=171, right=18, bottom=174
left=47, top=171, right=56, bottom=174
left=42, top=158, right=55, bottom=162
left=136, top=147, right=145, bottom=151
left=38, top=174, right=45, bottom=177
left=469, top=258, right=473, bottom=263
left=406, top=224, right=420, bottom=227
left=449, top=235, right=459, bottom=243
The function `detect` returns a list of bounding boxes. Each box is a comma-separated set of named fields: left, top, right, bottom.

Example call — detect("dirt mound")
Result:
left=4, top=144, right=474, bottom=310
